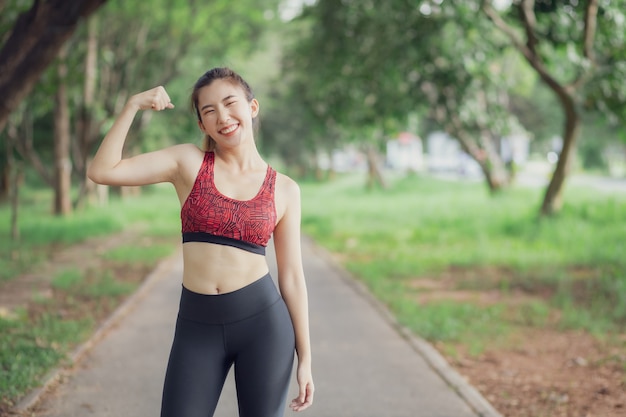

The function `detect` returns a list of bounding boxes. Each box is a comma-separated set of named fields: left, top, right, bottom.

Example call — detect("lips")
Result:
left=219, top=123, right=239, bottom=135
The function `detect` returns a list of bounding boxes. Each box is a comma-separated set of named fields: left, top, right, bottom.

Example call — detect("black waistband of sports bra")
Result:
left=182, top=232, right=266, bottom=256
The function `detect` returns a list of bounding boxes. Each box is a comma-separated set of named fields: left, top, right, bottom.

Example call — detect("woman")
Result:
left=88, top=67, right=314, bottom=417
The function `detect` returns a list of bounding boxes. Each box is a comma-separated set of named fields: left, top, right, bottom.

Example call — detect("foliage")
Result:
left=0, top=0, right=282, bottom=201
left=283, top=0, right=540, bottom=190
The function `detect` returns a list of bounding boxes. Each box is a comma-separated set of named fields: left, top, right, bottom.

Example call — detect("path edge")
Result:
left=12, top=248, right=181, bottom=415
left=305, top=236, right=503, bottom=417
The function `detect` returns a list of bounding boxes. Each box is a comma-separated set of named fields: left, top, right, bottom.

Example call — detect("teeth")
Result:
left=220, top=124, right=238, bottom=134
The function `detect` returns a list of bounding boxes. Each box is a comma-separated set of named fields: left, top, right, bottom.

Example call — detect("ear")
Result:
left=197, top=119, right=206, bottom=133
left=250, top=98, right=260, bottom=118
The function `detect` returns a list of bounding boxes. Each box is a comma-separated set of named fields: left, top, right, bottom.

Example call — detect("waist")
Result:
left=181, top=243, right=270, bottom=293
left=178, top=273, right=281, bottom=324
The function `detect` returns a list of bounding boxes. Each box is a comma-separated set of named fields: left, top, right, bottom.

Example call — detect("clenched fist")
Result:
left=129, top=86, right=175, bottom=111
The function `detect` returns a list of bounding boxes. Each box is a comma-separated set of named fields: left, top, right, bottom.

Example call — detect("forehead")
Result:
left=197, top=79, right=246, bottom=105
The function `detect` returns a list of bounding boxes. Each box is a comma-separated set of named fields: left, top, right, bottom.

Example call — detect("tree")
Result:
left=53, top=45, right=72, bottom=215
left=0, top=0, right=108, bottom=134
left=285, top=0, right=527, bottom=191
left=481, top=0, right=626, bottom=215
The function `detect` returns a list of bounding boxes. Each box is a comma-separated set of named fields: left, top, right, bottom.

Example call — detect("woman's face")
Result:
left=196, top=79, right=259, bottom=148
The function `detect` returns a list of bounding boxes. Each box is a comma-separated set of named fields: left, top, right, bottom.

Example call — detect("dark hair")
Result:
left=190, top=67, right=256, bottom=151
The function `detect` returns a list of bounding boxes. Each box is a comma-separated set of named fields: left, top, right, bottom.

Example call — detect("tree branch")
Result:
left=481, top=1, right=572, bottom=102
left=0, top=0, right=108, bottom=134
left=582, top=0, right=599, bottom=62
left=519, top=0, right=538, bottom=55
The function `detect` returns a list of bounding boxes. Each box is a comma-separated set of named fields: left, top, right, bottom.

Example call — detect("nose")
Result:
left=217, top=108, right=230, bottom=123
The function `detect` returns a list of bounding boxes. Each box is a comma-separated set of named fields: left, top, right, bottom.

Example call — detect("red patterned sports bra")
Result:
left=181, top=152, right=277, bottom=255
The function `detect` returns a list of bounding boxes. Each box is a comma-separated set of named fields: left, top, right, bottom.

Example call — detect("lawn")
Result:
left=300, top=173, right=626, bottom=347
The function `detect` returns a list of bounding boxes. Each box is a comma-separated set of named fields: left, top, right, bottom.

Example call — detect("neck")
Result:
left=213, top=145, right=265, bottom=171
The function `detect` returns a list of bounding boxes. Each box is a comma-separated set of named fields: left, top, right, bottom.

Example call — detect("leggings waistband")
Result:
left=178, top=273, right=281, bottom=325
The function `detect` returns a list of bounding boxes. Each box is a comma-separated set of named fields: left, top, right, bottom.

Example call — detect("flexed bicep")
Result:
left=88, top=86, right=178, bottom=186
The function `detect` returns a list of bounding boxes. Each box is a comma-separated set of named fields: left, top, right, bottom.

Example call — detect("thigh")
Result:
left=160, top=318, right=231, bottom=417
left=232, top=300, right=295, bottom=417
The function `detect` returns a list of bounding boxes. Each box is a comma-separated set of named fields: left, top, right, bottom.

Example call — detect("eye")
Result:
left=226, top=101, right=236, bottom=106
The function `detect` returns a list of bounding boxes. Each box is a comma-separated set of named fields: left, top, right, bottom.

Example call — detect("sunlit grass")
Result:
left=104, top=243, right=174, bottom=264
left=301, top=173, right=626, bottom=349
left=0, top=313, right=92, bottom=404
left=0, top=185, right=180, bottom=282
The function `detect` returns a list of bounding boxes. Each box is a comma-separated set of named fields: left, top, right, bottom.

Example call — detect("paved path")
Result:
left=30, top=238, right=498, bottom=417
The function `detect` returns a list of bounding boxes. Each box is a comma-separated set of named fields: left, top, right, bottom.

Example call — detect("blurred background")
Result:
left=1, top=1, right=625, bottom=416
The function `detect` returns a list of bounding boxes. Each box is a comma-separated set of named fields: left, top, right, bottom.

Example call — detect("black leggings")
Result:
left=160, top=274, right=295, bottom=417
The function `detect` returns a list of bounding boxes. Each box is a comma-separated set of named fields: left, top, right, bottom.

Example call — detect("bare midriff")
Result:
left=181, top=242, right=270, bottom=295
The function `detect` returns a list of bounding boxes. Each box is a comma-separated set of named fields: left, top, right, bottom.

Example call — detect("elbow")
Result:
left=87, top=165, right=105, bottom=184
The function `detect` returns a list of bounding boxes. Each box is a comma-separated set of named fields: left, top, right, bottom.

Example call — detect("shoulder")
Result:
left=273, top=172, right=302, bottom=229
left=274, top=171, right=301, bottom=222
left=275, top=171, right=301, bottom=199
left=167, top=143, right=205, bottom=167
left=169, top=143, right=204, bottom=158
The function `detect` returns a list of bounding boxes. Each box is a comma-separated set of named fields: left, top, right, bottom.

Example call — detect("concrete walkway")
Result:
left=29, top=237, right=500, bottom=417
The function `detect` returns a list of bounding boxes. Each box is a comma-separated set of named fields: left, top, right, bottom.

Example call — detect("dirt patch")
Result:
left=446, top=329, right=625, bottom=417
left=0, top=228, right=142, bottom=316
left=411, top=267, right=626, bottom=417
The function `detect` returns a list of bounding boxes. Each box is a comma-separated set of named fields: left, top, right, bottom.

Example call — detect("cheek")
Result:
left=199, top=115, right=214, bottom=129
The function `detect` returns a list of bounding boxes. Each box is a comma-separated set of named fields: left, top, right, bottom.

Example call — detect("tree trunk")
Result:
left=10, top=163, right=22, bottom=241
left=443, top=118, right=511, bottom=193
left=540, top=96, right=580, bottom=215
left=6, top=120, right=21, bottom=240
left=455, top=133, right=510, bottom=193
left=364, top=145, right=387, bottom=190
left=13, top=108, right=54, bottom=187
left=74, top=16, right=99, bottom=209
left=0, top=0, right=108, bottom=134
left=53, top=46, right=72, bottom=216
left=0, top=162, right=8, bottom=202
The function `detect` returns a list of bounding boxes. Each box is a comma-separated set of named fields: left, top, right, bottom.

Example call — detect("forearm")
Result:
left=281, top=276, right=312, bottom=364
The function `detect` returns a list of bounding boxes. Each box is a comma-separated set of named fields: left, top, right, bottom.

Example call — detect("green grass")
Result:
left=300, top=173, right=626, bottom=350
left=0, top=184, right=180, bottom=282
left=84, top=271, right=138, bottom=298
left=0, top=312, right=92, bottom=404
left=104, top=243, right=174, bottom=264
left=0, top=185, right=180, bottom=410
left=51, top=269, right=84, bottom=290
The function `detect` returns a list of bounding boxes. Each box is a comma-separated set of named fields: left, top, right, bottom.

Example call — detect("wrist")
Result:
left=125, top=96, right=142, bottom=112
left=297, top=352, right=312, bottom=366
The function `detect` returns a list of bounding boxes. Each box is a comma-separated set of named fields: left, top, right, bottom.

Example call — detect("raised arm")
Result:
left=87, top=86, right=178, bottom=186
left=273, top=176, right=314, bottom=412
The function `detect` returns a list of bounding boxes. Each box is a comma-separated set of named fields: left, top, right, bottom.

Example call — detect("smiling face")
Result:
left=195, top=79, right=259, bottom=150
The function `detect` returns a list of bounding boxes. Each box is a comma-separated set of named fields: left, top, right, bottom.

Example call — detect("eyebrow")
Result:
left=200, top=95, right=237, bottom=112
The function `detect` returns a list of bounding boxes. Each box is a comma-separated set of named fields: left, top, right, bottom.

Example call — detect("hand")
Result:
left=290, top=362, right=314, bottom=412
left=129, top=86, right=175, bottom=111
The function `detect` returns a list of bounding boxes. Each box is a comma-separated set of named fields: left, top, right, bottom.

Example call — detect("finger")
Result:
left=290, top=386, right=313, bottom=411
left=290, top=399, right=312, bottom=412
